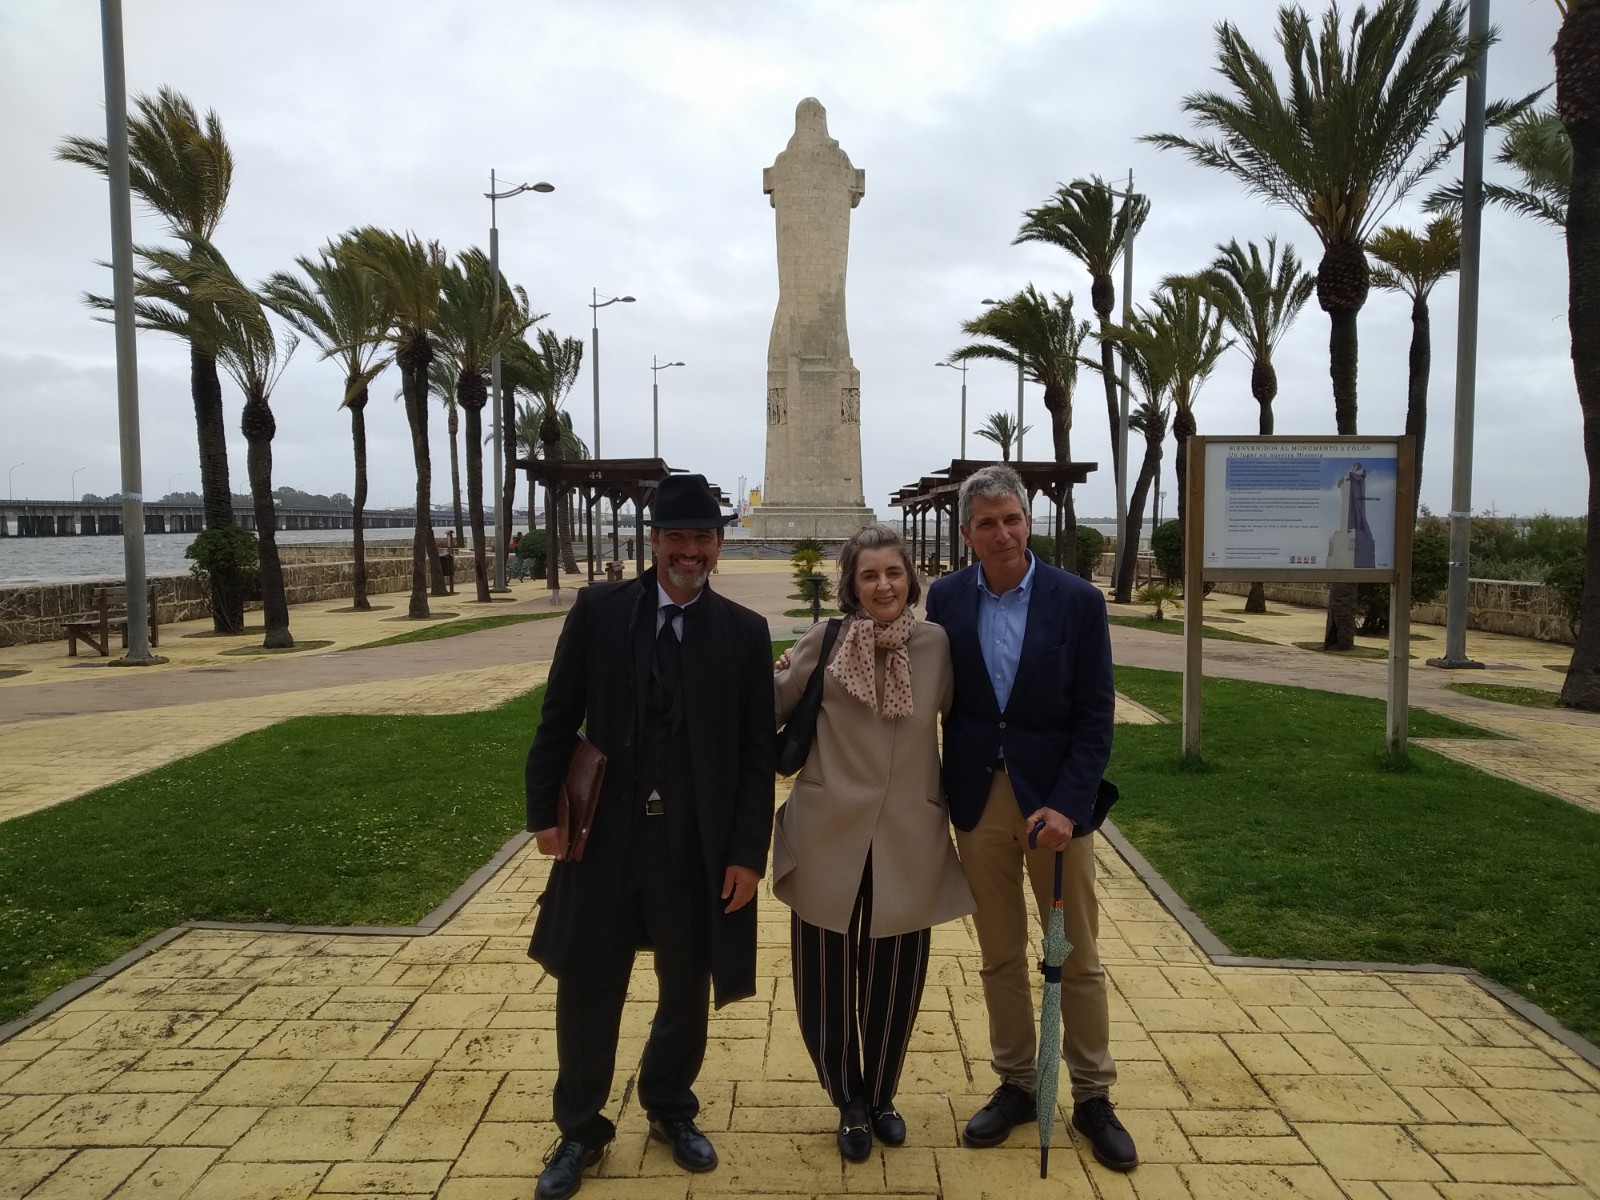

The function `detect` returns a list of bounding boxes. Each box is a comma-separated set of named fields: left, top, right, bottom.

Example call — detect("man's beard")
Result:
left=665, top=559, right=708, bottom=590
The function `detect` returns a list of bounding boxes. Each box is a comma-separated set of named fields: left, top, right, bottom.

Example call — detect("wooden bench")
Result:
left=604, top=560, right=627, bottom=582
left=65, top=585, right=159, bottom=657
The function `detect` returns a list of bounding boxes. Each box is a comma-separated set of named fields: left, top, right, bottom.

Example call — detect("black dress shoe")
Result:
left=837, top=1098, right=873, bottom=1162
left=1072, top=1096, right=1138, bottom=1172
left=962, top=1082, right=1037, bottom=1148
left=537, top=1136, right=605, bottom=1200
left=870, top=1105, right=906, bottom=1147
left=649, top=1117, right=718, bottom=1173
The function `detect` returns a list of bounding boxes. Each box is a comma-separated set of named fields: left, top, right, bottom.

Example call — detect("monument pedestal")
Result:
left=747, top=504, right=878, bottom=541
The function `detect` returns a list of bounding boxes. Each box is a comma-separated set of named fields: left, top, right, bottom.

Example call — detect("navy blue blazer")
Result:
left=925, top=557, right=1116, bottom=834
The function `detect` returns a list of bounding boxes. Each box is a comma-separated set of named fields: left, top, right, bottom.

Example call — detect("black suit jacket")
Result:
left=525, top=568, right=776, bottom=1007
left=926, top=557, right=1116, bottom=833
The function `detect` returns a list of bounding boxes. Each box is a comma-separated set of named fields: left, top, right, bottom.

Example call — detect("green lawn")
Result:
left=1110, top=665, right=1600, bottom=1042
left=350, top=611, right=563, bottom=650
left=1108, top=614, right=1272, bottom=644
left=1445, top=681, right=1562, bottom=709
left=0, top=692, right=541, bottom=1025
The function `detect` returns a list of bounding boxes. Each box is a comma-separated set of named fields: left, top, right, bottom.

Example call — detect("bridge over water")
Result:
left=0, top=500, right=421, bottom=538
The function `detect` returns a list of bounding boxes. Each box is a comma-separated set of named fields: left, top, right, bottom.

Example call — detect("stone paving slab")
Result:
left=3, top=816, right=1597, bottom=1199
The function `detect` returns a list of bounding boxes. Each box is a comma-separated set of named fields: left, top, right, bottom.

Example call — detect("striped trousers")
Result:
left=790, top=855, right=931, bottom=1109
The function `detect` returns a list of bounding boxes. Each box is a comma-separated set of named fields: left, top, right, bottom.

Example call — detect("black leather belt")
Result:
left=644, top=790, right=665, bottom=816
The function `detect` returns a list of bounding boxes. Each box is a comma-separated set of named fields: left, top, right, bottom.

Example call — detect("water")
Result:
left=0, top=527, right=461, bottom=585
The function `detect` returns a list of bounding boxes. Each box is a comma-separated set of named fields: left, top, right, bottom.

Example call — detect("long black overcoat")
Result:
left=524, top=568, right=776, bottom=1007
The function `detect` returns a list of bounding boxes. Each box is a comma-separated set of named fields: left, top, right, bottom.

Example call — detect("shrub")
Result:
left=1027, top=533, right=1056, bottom=564
left=186, top=525, right=259, bottom=630
left=1074, top=526, right=1105, bottom=582
left=1152, top=520, right=1183, bottom=583
left=1546, top=556, right=1585, bottom=638
left=1355, top=526, right=1452, bottom=635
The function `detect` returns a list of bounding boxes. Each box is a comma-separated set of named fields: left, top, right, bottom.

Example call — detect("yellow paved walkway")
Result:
left=1, top=561, right=1597, bottom=1197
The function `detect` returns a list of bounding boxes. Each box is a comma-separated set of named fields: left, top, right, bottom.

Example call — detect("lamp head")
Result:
left=619, top=296, right=636, bottom=303
left=531, top=182, right=554, bottom=192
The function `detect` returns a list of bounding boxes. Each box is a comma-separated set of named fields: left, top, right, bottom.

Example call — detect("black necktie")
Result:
left=654, top=604, right=683, bottom=709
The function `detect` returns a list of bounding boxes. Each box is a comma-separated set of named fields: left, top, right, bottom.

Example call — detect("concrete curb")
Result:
left=1099, top=818, right=1600, bottom=1069
left=0, top=829, right=533, bottom=1046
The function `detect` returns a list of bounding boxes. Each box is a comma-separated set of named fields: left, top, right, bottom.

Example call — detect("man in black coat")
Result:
left=524, top=474, right=776, bottom=1200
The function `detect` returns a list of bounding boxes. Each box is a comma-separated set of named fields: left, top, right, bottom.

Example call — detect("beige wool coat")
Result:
left=772, top=615, right=975, bottom=937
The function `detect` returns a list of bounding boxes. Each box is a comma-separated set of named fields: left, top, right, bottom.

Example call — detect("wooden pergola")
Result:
left=517, top=457, right=732, bottom=582
left=887, top=458, right=1097, bottom=575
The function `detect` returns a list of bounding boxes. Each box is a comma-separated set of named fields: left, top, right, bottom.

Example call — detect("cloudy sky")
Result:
left=0, top=0, right=1577, bottom=525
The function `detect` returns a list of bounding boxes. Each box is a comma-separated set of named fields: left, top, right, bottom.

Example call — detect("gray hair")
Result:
left=835, top=523, right=921, bottom=616
left=959, top=464, right=1029, bottom=529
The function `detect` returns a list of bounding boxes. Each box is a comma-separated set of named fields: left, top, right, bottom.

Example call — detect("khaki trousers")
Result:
left=954, top=769, right=1116, bottom=1102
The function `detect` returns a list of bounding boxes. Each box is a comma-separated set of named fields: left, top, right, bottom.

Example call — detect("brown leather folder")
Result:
left=557, top=733, right=606, bottom=862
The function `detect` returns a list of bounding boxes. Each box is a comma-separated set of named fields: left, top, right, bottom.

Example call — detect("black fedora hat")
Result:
left=649, top=474, right=732, bottom=529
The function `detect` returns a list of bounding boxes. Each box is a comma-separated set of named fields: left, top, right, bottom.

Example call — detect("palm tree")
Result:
left=261, top=238, right=393, bottom=610
left=1368, top=212, right=1461, bottom=520
left=177, top=236, right=297, bottom=647
left=1145, top=0, right=1488, bottom=648
left=58, top=87, right=240, bottom=628
left=343, top=228, right=447, bottom=619
left=1554, top=0, right=1600, bottom=711
left=1167, top=236, right=1315, bottom=610
left=1103, top=287, right=1231, bottom=538
left=1165, top=237, right=1314, bottom=436
left=436, top=248, right=536, bottom=602
left=972, top=412, right=1032, bottom=463
left=1088, top=315, right=1179, bottom=601
left=522, top=330, right=585, bottom=589
left=951, top=285, right=1089, bottom=566
left=1013, top=177, right=1150, bottom=491
left=501, top=334, right=542, bottom=559
left=1430, top=104, right=1570, bottom=227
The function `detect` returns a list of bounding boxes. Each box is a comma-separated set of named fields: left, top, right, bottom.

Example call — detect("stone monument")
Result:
left=748, top=98, right=879, bottom=540
left=1326, top=461, right=1376, bottom=569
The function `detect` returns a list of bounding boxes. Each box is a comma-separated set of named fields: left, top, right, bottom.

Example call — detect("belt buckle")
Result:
left=644, top=790, right=665, bottom=817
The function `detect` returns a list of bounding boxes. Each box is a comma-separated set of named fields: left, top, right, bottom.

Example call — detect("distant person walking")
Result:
left=772, top=524, right=972, bottom=1162
left=925, top=464, right=1136, bottom=1173
left=523, top=474, right=776, bottom=1200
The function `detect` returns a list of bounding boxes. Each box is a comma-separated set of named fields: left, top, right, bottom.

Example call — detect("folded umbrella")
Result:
left=1030, top=821, right=1073, bottom=1179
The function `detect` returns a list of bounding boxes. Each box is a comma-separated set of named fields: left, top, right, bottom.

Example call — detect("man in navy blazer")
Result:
left=925, top=464, right=1136, bottom=1173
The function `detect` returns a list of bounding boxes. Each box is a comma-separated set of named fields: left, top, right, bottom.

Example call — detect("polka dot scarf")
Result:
left=826, top=609, right=917, bottom=718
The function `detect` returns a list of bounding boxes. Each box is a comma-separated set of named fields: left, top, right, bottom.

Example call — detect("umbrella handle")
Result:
left=1053, top=849, right=1063, bottom=903
left=1027, top=818, right=1045, bottom=850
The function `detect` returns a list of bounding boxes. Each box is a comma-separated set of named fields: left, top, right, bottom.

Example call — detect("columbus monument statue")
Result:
left=748, top=98, right=878, bottom=539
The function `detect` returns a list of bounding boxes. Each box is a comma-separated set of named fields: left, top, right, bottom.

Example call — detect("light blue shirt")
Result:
left=976, top=550, right=1037, bottom=712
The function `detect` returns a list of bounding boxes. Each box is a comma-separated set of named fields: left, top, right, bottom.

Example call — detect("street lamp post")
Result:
left=650, top=357, right=685, bottom=459
left=166, top=471, right=182, bottom=496
left=487, top=171, right=555, bottom=592
left=589, top=289, right=636, bottom=459
left=72, top=466, right=87, bottom=500
left=935, top=361, right=968, bottom=458
left=8, top=462, right=23, bottom=502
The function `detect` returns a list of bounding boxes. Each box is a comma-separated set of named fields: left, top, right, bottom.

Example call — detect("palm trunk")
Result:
left=459, top=372, right=492, bottom=604
left=399, top=336, right=432, bottom=619
left=1116, top=431, right=1164, bottom=602
left=1405, top=297, right=1431, bottom=525
left=447, top=402, right=464, bottom=546
left=561, top=496, right=578, bottom=574
left=1245, top=358, right=1279, bottom=613
left=1095, top=302, right=1120, bottom=485
left=242, top=395, right=291, bottom=649
left=1323, top=289, right=1365, bottom=651
left=502, top=382, right=519, bottom=578
left=1558, top=10, right=1600, bottom=708
left=541, top=427, right=563, bottom=590
left=1172, top=405, right=1197, bottom=598
left=192, top=344, right=242, bottom=632
left=348, top=380, right=370, bottom=611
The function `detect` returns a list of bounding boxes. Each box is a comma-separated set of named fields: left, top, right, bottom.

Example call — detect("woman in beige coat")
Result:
left=773, top=523, right=974, bottom=1162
